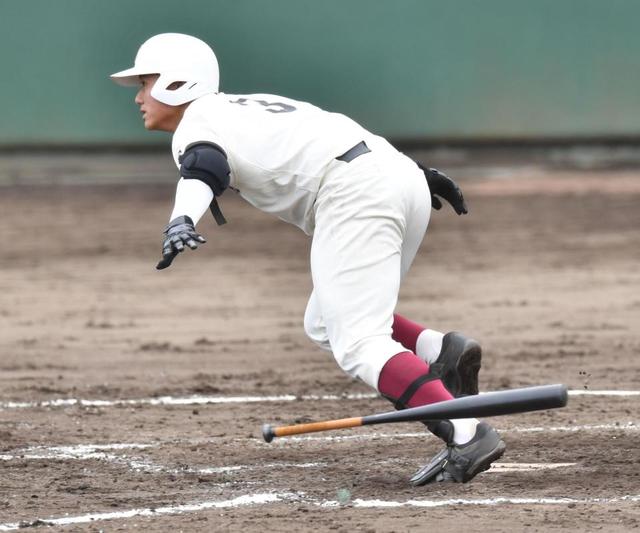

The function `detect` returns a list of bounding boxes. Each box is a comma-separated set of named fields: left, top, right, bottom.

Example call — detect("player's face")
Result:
left=134, top=74, right=186, bottom=132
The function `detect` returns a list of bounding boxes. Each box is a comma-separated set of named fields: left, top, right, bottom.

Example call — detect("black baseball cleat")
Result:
left=409, top=422, right=506, bottom=486
left=431, top=331, right=482, bottom=397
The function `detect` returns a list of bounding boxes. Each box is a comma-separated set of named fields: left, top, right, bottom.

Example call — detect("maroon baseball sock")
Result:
left=378, top=351, right=453, bottom=407
left=391, top=314, right=425, bottom=354
left=378, top=351, right=479, bottom=444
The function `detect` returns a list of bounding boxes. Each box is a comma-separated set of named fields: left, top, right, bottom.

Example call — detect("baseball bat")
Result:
left=262, top=383, right=568, bottom=442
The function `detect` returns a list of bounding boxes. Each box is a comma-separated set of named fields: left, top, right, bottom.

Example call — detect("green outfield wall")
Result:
left=1, top=0, right=639, bottom=145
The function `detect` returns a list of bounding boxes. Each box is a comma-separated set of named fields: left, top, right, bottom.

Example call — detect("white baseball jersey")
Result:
left=171, top=92, right=371, bottom=234
left=168, top=91, right=431, bottom=390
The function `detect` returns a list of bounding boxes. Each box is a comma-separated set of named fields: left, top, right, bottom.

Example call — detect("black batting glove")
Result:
left=156, top=215, right=206, bottom=270
left=417, top=163, right=468, bottom=215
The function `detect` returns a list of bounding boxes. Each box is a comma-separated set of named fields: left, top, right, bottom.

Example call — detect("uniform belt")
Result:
left=336, top=141, right=371, bottom=163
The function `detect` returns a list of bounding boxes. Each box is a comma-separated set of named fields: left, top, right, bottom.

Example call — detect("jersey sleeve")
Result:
left=171, top=110, right=227, bottom=168
left=168, top=177, right=214, bottom=225
left=168, top=110, right=226, bottom=224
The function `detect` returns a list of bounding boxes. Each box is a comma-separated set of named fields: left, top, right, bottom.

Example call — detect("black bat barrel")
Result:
left=362, top=384, right=568, bottom=426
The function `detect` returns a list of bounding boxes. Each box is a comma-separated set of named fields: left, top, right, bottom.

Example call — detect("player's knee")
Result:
left=332, top=335, right=405, bottom=390
left=332, top=338, right=372, bottom=376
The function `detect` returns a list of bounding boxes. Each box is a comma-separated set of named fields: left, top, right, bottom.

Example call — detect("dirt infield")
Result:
left=1, top=169, right=639, bottom=531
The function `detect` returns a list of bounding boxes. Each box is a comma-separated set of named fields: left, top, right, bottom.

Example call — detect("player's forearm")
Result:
left=169, top=177, right=214, bottom=224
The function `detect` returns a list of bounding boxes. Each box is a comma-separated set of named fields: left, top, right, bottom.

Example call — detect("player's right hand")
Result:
left=156, top=215, right=206, bottom=270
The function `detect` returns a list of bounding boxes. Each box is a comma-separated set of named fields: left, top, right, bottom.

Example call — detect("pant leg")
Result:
left=307, top=148, right=430, bottom=389
left=303, top=290, right=332, bottom=352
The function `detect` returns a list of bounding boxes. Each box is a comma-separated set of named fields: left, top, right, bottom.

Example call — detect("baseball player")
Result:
left=111, top=33, right=505, bottom=484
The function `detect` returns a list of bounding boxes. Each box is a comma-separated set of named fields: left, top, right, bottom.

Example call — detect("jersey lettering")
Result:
left=230, top=97, right=296, bottom=114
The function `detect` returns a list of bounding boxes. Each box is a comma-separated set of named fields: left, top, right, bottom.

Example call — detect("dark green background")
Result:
left=1, top=0, right=638, bottom=145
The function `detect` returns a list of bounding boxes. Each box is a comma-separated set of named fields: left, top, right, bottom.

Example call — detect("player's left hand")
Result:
left=417, top=163, right=468, bottom=215
left=156, top=215, right=206, bottom=270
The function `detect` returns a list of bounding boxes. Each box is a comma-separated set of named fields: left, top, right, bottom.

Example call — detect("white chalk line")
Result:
left=1, top=389, right=638, bottom=411
left=342, top=493, right=640, bottom=509
left=0, top=442, right=153, bottom=460
left=0, top=493, right=293, bottom=531
left=0, top=443, right=327, bottom=477
left=0, top=393, right=374, bottom=410
left=489, top=462, right=575, bottom=472
left=342, top=459, right=576, bottom=473
left=1, top=492, right=639, bottom=530
left=0, top=444, right=184, bottom=477
left=569, top=390, right=640, bottom=396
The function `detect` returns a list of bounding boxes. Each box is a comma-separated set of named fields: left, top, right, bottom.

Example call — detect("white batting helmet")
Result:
left=110, top=33, right=219, bottom=106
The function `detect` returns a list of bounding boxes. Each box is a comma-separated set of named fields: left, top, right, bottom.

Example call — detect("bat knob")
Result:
left=262, top=424, right=275, bottom=443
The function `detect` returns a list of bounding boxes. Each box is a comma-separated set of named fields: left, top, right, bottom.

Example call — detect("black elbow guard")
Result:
left=179, top=142, right=231, bottom=196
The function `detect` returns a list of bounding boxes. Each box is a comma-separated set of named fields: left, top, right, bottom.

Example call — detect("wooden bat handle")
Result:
left=262, top=417, right=362, bottom=442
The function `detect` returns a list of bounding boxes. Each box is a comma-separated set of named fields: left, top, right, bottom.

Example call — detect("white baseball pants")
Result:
left=304, top=137, right=431, bottom=390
